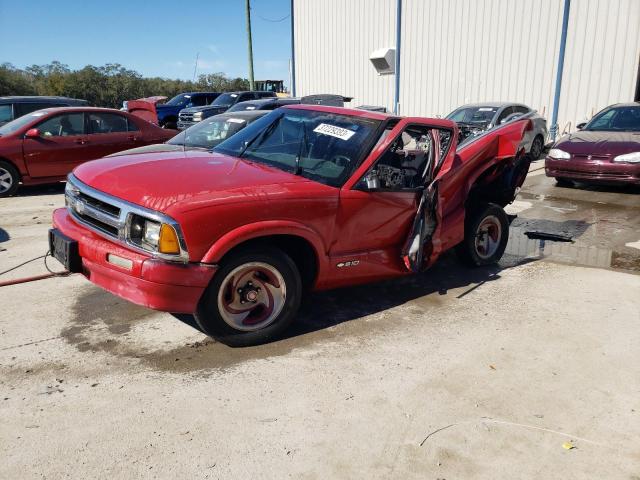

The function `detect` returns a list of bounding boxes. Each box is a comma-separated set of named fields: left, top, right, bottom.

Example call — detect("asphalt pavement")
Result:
left=1, top=167, right=639, bottom=479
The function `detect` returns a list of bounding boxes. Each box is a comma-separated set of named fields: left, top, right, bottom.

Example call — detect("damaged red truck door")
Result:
left=50, top=105, right=531, bottom=347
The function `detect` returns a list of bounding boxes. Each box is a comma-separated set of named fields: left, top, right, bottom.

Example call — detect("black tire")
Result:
left=195, top=247, right=302, bottom=347
left=0, top=160, right=20, bottom=198
left=456, top=203, right=509, bottom=266
left=555, top=177, right=573, bottom=187
left=530, top=135, right=545, bottom=160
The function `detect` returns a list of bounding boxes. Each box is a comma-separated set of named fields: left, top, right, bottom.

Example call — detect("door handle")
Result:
left=127, top=135, right=138, bottom=141
left=74, top=138, right=88, bottom=145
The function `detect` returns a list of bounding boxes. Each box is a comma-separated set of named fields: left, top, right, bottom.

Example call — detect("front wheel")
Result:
left=195, top=247, right=302, bottom=347
left=456, top=203, right=509, bottom=266
left=0, top=160, right=20, bottom=197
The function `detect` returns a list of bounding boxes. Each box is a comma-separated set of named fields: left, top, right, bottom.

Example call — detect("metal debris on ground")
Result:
left=524, top=231, right=574, bottom=242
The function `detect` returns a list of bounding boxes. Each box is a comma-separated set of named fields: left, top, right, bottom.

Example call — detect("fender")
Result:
left=459, top=118, right=532, bottom=200
left=200, top=220, right=328, bottom=266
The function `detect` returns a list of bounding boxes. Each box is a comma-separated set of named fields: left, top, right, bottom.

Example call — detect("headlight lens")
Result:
left=143, top=221, right=161, bottom=246
left=193, top=112, right=203, bottom=120
left=613, top=151, right=640, bottom=163
left=548, top=148, right=571, bottom=160
left=128, top=215, right=181, bottom=255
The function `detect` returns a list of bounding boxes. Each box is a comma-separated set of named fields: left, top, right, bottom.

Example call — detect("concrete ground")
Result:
left=1, top=166, right=639, bottom=479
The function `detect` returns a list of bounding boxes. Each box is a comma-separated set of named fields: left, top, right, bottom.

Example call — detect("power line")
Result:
left=255, top=12, right=290, bottom=22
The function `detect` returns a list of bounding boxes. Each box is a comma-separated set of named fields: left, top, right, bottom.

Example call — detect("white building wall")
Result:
left=558, top=0, right=640, bottom=131
left=293, top=0, right=640, bottom=134
left=398, top=0, right=564, bottom=119
left=293, top=0, right=397, bottom=112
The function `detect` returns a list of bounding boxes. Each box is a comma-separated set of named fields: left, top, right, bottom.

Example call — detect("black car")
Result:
left=227, top=97, right=301, bottom=113
left=0, top=96, right=88, bottom=126
left=177, top=91, right=277, bottom=129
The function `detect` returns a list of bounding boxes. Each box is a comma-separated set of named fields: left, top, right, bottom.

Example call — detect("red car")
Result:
left=0, top=107, right=175, bottom=197
left=546, top=103, right=640, bottom=186
left=50, top=105, right=531, bottom=346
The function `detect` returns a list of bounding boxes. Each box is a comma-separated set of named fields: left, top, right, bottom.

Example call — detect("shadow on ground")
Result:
left=16, top=183, right=66, bottom=197
left=62, top=251, right=537, bottom=373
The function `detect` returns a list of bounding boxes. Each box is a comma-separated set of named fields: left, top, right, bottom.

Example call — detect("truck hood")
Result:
left=105, top=143, right=205, bottom=157
left=555, top=130, right=640, bottom=156
left=72, top=150, right=312, bottom=214
left=181, top=105, right=229, bottom=114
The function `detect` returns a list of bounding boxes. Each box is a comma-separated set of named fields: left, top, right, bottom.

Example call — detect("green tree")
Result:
left=0, top=61, right=253, bottom=108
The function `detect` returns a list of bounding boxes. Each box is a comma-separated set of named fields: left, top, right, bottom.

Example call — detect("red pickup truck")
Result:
left=50, top=105, right=532, bottom=346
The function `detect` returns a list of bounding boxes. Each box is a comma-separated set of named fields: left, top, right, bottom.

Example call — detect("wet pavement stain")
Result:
left=62, top=254, right=528, bottom=374
left=63, top=287, right=156, bottom=354
left=60, top=175, right=640, bottom=373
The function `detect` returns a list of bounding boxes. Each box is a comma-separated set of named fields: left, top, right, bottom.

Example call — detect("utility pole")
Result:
left=245, top=0, right=255, bottom=90
left=192, top=52, right=199, bottom=83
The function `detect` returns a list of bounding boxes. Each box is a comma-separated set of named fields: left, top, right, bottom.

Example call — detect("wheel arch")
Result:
left=464, top=150, right=530, bottom=209
left=0, top=156, right=24, bottom=177
left=201, top=222, right=326, bottom=290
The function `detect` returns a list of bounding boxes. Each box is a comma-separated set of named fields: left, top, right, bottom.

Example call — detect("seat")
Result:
left=612, top=110, right=637, bottom=130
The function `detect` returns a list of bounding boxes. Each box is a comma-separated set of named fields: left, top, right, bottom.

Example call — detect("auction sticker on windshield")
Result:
left=313, top=123, right=356, bottom=141
left=227, top=118, right=245, bottom=124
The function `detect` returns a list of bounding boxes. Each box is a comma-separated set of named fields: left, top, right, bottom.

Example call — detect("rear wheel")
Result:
left=456, top=203, right=509, bottom=266
left=195, top=247, right=302, bottom=347
left=0, top=161, right=20, bottom=198
left=530, top=135, right=545, bottom=160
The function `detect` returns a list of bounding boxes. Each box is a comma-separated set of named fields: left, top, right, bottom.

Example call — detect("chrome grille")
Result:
left=571, top=154, right=611, bottom=161
left=179, top=112, right=194, bottom=122
left=65, top=175, right=190, bottom=262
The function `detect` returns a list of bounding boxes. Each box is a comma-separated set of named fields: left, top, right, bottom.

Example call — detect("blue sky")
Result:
left=0, top=0, right=292, bottom=84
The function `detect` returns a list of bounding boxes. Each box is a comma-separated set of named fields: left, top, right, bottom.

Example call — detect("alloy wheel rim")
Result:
left=475, top=215, right=502, bottom=259
left=0, top=168, right=13, bottom=193
left=217, top=262, right=287, bottom=332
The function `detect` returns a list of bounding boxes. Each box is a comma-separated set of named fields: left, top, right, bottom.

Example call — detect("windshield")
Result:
left=212, top=93, right=239, bottom=106
left=228, top=102, right=259, bottom=112
left=447, top=106, right=498, bottom=125
left=584, top=106, right=640, bottom=132
left=214, top=108, right=382, bottom=187
left=168, top=114, right=262, bottom=149
left=0, top=110, right=48, bottom=136
left=164, top=94, right=192, bottom=107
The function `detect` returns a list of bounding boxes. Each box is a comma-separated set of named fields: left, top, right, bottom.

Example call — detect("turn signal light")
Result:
left=158, top=224, right=180, bottom=254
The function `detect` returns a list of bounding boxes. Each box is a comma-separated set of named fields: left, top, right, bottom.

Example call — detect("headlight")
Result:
left=65, top=181, right=80, bottom=197
left=548, top=148, right=570, bottom=160
left=128, top=214, right=181, bottom=255
left=193, top=112, right=203, bottom=121
left=613, top=152, right=640, bottom=163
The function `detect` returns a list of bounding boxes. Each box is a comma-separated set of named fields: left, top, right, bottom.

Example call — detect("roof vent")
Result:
left=369, top=48, right=395, bottom=75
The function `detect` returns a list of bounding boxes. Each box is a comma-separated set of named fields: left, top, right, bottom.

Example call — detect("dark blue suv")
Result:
left=155, top=92, right=220, bottom=129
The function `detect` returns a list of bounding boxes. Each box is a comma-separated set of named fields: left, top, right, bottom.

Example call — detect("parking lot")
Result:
left=1, top=162, right=639, bottom=478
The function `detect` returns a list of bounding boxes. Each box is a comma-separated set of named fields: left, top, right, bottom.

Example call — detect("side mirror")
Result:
left=25, top=128, right=41, bottom=138
left=576, top=122, right=587, bottom=130
left=364, top=171, right=381, bottom=190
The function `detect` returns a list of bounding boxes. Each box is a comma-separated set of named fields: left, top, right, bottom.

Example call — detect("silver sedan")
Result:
left=446, top=102, right=548, bottom=159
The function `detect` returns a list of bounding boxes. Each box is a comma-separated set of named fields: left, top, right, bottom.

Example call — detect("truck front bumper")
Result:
left=52, top=208, right=217, bottom=313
